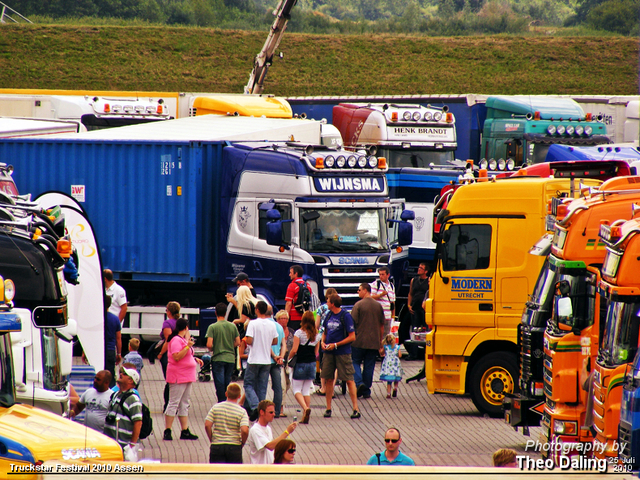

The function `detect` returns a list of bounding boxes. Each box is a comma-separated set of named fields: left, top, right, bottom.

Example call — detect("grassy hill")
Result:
left=0, top=24, right=637, bottom=96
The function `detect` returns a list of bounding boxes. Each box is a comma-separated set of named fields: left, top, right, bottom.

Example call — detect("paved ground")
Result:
left=123, top=356, right=543, bottom=467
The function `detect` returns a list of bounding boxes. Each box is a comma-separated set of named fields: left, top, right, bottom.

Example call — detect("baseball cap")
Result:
left=120, top=366, right=140, bottom=386
left=232, top=272, right=249, bottom=283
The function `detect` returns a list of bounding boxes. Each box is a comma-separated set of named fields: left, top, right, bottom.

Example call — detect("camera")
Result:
left=105, top=412, right=117, bottom=425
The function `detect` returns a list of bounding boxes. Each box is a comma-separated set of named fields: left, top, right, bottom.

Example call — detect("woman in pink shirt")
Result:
left=163, top=318, right=203, bottom=441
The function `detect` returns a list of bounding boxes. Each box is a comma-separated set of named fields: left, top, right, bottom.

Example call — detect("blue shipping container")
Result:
left=1, top=139, right=223, bottom=282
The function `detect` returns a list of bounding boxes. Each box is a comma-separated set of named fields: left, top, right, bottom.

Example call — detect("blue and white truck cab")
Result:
left=225, top=141, right=413, bottom=308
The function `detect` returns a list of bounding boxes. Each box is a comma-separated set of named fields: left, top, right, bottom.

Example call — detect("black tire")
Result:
left=469, top=352, right=518, bottom=417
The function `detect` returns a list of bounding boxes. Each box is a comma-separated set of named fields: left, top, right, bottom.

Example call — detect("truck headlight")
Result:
left=424, top=112, right=433, bottom=121
left=347, top=155, right=357, bottom=168
left=553, top=420, right=577, bottom=435
left=325, top=155, right=335, bottom=168
left=4, top=279, right=15, bottom=302
left=547, top=125, right=557, bottom=135
left=506, top=158, right=515, bottom=171
left=557, top=125, right=566, bottom=135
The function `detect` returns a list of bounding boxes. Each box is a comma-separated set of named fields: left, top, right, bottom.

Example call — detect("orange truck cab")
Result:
left=539, top=177, right=640, bottom=460
left=591, top=215, right=640, bottom=461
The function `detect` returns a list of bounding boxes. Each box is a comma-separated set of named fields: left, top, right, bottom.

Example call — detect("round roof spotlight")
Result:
left=347, top=155, right=357, bottom=168
left=324, top=155, right=335, bottom=168
left=336, top=155, right=346, bottom=167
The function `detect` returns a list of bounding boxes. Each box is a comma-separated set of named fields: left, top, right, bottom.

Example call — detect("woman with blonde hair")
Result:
left=287, top=311, right=320, bottom=424
left=273, top=439, right=297, bottom=464
left=227, top=285, right=258, bottom=333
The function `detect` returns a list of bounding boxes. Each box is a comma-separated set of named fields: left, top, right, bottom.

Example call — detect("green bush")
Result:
left=587, top=0, right=640, bottom=35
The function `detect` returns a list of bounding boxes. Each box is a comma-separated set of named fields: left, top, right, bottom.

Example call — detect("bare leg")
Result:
left=294, top=392, right=307, bottom=411
left=324, top=378, right=334, bottom=410
left=346, top=380, right=359, bottom=412
left=165, top=415, right=174, bottom=429
left=178, top=415, right=189, bottom=430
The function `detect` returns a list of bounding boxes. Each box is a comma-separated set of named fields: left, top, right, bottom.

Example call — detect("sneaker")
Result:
left=163, top=428, right=172, bottom=441
left=350, top=410, right=361, bottom=419
left=180, top=428, right=199, bottom=440
left=323, top=409, right=332, bottom=418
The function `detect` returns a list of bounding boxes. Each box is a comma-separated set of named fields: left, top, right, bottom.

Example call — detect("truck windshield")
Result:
left=0, top=333, right=16, bottom=407
left=548, top=272, right=596, bottom=334
left=41, top=328, right=65, bottom=391
left=526, top=143, right=551, bottom=165
left=378, top=147, right=455, bottom=168
left=599, top=301, right=640, bottom=367
left=522, top=260, right=556, bottom=328
left=299, top=208, right=388, bottom=253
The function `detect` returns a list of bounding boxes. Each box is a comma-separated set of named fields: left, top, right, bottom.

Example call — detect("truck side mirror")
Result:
left=397, top=221, right=413, bottom=246
left=388, top=209, right=414, bottom=247
left=555, top=297, right=574, bottom=330
left=265, top=209, right=282, bottom=246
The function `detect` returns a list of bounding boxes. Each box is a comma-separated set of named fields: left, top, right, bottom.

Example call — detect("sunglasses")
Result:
left=287, top=448, right=296, bottom=454
left=384, top=438, right=400, bottom=443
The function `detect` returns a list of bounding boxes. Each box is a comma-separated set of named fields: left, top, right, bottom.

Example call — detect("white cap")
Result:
left=121, top=366, right=140, bottom=386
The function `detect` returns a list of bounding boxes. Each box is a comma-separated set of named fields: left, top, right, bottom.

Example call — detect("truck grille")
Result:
left=619, top=424, right=632, bottom=457
left=322, top=266, right=379, bottom=308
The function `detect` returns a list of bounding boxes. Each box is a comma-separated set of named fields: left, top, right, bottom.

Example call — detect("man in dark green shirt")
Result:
left=207, top=303, right=241, bottom=403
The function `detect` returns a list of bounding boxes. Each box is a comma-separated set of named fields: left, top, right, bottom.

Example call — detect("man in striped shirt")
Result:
left=204, top=383, right=250, bottom=463
left=103, top=367, right=142, bottom=449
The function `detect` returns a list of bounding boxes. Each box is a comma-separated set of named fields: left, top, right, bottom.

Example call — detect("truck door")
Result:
left=433, top=220, right=497, bottom=356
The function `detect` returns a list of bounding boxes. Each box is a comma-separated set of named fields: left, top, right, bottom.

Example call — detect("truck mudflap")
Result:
left=504, top=393, right=542, bottom=431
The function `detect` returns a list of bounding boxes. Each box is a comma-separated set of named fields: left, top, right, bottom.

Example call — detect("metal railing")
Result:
left=0, top=2, right=32, bottom=24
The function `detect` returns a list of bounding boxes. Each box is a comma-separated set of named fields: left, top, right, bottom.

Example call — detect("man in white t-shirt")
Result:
left=243, top=301, right=278, bottom=421
left=103, top=269, right=128, bottom=322
left=69, top=370, right=113, bottom=432
left=247, top=399, right=297, bottom=464
left=369, top=266, right=396, bottom=336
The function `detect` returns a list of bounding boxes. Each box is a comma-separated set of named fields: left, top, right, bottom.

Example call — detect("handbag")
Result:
left=146, top=339, right=164, bottom=364
left=287, top=354, right=297, bottom=368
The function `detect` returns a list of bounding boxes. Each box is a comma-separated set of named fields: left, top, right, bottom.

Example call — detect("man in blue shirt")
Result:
left=367, top=427, right=415, bottom=466
left=320, top=294, right=360, bottom=419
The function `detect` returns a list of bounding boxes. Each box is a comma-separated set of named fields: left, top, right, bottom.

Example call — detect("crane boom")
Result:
left=244, top=0, right=298, bottom=95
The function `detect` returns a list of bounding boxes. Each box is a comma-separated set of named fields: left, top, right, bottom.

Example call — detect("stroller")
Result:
left=198, top=354, right=212, bottom=382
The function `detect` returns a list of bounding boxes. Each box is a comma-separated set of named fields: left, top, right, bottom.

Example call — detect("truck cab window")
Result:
left=258, top=203, right=292, bottom=244
left=442, top=224, right=491, bottom=271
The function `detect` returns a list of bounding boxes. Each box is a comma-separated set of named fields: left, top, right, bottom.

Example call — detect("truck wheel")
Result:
left=469, top=352, right=517, bottom=417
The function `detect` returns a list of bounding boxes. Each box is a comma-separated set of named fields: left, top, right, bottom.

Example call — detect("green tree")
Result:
left=587, top=0, right=639, bottom=34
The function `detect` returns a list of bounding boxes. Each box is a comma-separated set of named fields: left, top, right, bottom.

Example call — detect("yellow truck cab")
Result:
left=541, top=176, right=640, bottom=460
left=0, top=276, right=122, bottom=479
left=425, top=176, right=601, bottom=416
left=592, top=216, right=640, bottom=460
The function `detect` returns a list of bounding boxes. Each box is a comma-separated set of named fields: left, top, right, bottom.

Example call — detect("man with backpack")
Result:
left=284, top=265, right=311, bottom=331
left=103, top=366, right=143, bottom=450
left=320, top=294, right=361, bottom=420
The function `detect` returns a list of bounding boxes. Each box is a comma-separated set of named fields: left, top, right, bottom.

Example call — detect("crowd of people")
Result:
left=78, top=264, right=445, bottom=465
